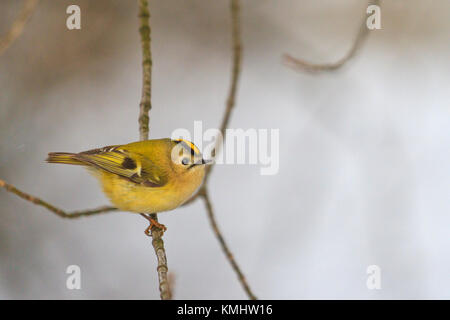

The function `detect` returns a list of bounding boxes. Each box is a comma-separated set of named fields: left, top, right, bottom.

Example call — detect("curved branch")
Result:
left=204, top=0, right=243, bottom=183
left=283, top=0, right=380, bottom=73
left=137, top=0, right=171, bottom=300
left=148, top=213, right=171, bottom=299
left=138, top=0, right=152, bottom=141
left=181, top=0, right=257, bottom=300
left=0, top=178, right=117, bottom=218
left=186, top=0, right=256, bottom=299
left=0, top=0, right=39, bottom=56
left=202, top=189, right=257, bottom=300
left=181, top=0, right=242, bottom=200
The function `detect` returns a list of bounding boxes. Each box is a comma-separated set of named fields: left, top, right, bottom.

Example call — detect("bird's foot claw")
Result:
left=144, top=217, right=167, bottom=236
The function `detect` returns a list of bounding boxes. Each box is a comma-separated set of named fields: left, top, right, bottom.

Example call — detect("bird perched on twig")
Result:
left=47, top=138, right=210, bottom=234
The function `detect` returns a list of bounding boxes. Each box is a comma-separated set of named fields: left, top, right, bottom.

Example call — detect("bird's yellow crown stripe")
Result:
left=173, top=139, right=201, bottom=155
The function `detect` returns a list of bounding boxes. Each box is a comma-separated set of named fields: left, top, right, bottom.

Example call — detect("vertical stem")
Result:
left=150, top=213, right=171, bottom=300
left=138, top=0, right=170, bottom=300
left=138, top=0, right=152, bottom=141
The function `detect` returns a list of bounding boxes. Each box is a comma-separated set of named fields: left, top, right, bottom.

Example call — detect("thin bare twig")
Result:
left=0, top=0, right=39, bottom=56
left=185, top=0, right=256, bottom=300
left=137, top=0, right=171, bottom=300
left=283, top=0, right=380, bottom=73
left=204, top=0, right=243, bottom=182
left=184, top=0, right=243, bottom=201
left=202, top=189, right=257, bottom=300
left=148, top=213, right=171, bottom=299
left=138, top=0, right=152, bottom=141
left=0, top=178, right=117, bottom=218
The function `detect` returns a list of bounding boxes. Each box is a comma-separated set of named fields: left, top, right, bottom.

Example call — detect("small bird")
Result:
left=46, top=138, right=209, bottom=234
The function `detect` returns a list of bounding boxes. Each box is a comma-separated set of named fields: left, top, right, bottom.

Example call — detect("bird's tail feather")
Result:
left=46, top=152, right=84, bottom=165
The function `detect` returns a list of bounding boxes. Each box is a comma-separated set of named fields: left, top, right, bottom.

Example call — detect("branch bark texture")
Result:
left=0, top=178, right=117, bottom=218
left=137, top=0, right=171, bottom=300
left=138, top=0, right=152, bottom=141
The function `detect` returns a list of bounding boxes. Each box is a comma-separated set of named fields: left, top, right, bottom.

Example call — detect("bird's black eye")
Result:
left=181, top=158, right=189, bottom=165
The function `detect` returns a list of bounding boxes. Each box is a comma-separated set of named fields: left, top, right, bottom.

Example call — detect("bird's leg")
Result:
left=140, top=213, right=167, bottom=236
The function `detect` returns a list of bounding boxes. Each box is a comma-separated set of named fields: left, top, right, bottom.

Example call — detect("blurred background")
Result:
left=0, top=0, right=449, bottom=299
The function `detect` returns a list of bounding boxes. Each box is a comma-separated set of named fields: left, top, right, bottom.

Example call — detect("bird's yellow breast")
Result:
left=94, top=168, right=204, bottom=214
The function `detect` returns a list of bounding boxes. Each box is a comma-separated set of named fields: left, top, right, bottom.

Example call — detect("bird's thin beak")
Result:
left=190, top=158, right=212, bottom=169
left=201, top=158, right=213, bottom=165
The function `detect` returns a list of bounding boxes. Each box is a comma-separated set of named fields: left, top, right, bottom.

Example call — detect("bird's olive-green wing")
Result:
left=74, top=146, right=168, bottom=187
